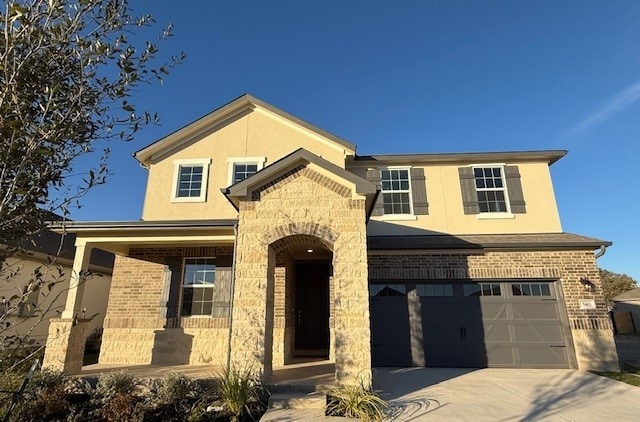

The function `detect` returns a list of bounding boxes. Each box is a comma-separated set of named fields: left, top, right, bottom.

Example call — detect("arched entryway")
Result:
left=269, top=234, right=334, bottom=366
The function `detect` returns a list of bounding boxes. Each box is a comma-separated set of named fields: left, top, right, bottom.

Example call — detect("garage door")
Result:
left=369, top=281, right=571, bottom=368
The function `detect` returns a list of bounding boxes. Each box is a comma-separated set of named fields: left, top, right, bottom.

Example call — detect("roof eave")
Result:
left=350, top=150, right=568, bottom=166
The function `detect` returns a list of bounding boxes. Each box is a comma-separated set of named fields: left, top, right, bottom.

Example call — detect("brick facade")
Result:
left=99, top=246, right=233, bottom=366
left=368, top=249, right=618, bottom=370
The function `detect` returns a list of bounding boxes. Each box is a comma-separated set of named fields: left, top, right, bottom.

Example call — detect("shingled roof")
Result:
left=367, top=232, right=611, bottom=251
left=613, top=288, right=640, bottom=301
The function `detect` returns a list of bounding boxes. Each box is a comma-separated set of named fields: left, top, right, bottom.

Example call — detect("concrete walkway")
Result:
left=374, top=367, right=640, bottom=421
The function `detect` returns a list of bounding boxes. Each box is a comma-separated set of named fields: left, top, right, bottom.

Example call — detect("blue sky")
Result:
left=70, top=1, right=640, bottom=281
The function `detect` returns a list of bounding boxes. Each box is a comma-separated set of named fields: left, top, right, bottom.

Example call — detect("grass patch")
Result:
left=592, top=367, right=640, bottom=387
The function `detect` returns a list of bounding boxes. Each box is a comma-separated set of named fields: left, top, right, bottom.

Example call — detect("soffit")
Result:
left=349, top=150, right=567, bottom=167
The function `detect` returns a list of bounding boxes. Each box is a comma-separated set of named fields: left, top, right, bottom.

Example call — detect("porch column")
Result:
left=42, top=240, right=93, bottom=374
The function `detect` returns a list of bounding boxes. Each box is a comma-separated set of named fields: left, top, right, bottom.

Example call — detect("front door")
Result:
left=295, top=262, right=330, bottom=355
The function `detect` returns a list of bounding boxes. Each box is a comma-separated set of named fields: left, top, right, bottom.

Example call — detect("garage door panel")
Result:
left=484, top=345, right=516, bottom=366
left=513, top=302, right=560, bottom=320
left=370, top=297, right=411, bottom=367
left=515, top=324, right=564, bottom=343
left=518, top=345, right=568, bottom=366
left=479, top=302, right=509, bottom=320
left=423, top=345, right=465, bottom=367
left=484, top=323, right=512, bottom=342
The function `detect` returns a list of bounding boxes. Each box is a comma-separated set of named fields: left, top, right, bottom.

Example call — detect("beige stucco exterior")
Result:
left=142, top=108, right=352, bottom=221
left=353, top=161, right=562, bottom=236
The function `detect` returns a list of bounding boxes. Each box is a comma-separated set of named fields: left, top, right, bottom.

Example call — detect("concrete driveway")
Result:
left=373, top=368, right=640, bottom=421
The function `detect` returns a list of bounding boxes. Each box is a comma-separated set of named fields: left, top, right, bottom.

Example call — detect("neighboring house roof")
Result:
left=134, top=93, right=357, bottom=166
left=613, top=288, right=640, bottom=301
left=368, top=232, right=612, bottom=251
left=350, top=150, right=567, bottom=166
left=12, top=227, right=114, bottom=272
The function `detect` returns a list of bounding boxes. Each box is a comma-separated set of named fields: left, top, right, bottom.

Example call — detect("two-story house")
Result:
left=43, top=94, right=618, bottom=382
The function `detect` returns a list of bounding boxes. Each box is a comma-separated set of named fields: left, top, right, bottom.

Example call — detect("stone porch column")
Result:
left=42, top=241, right=93, bottom=373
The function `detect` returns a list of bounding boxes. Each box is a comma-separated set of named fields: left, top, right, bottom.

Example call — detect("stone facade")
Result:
left=42, top=318, right=91, bottom=373
left=229, top=165, right=372, bottom=384
left=368, top=249, right=618, bottom=371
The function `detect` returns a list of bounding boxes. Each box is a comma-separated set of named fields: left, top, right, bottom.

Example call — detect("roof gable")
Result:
left=134, top=94, right=356, bottom=166
left=223, top=148, right=377, bottom=211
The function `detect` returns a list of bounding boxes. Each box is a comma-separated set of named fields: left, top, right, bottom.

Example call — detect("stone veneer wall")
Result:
left=272, top=250, right=296, bottom=366
left=230, top=165, right=371, bottom=383
left=368, top=249, right=619, bottom=371
left=99, top=246, right=233, bottom=366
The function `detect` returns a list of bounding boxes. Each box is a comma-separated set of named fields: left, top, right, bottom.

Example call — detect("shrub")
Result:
left=92, top=370, right=141, bottom=421
left=142, top=372, right=203, bottom=421
left=326, top=378, right=387, bottom=421
left=8, top=368, right=87, bottom=422
left=215, top=366, right=265, bottom=421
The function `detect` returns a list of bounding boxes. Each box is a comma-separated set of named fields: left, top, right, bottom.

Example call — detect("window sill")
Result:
left=171, top=196, right=207, bottom=203
left=380, top=214, right=418, bottom=221
left=477, top=212, right=515, bottom=220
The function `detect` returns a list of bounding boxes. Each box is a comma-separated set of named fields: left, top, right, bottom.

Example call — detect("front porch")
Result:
left=79, top=358, right=336, bottom=390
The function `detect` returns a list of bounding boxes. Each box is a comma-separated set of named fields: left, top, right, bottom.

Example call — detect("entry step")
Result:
left=267, top=392, right=326, bottom=410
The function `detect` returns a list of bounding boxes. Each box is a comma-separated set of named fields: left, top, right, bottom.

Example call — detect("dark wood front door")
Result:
left=295, top=262, right=330, bottom=353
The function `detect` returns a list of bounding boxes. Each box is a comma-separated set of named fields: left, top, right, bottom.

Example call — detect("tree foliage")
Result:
left=0, top=0, right=182, bottom=368
left=599, top=268, right=638, bottom=303
left=0, top=0, right=184, bottom=247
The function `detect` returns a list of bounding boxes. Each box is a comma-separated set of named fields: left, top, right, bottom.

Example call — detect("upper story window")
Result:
left=227, top=157, right=266, bottom=185
left=381, top=169, right=412, bottom=215
left=458, top=165, right=526, bottom=216
left=181, top=258, right=216, bottom=316
left=233, top=163, right=258, bottom=183
left=473, top=166, right=508, bottom=213
left=172, top=158, right=211, bottom=203
left=366, top=167, right=428, bottom=218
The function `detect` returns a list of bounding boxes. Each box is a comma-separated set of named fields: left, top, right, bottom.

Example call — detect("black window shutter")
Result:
left=504, top=165, right=526, bottom=213
left=410, top=167, right=428, bottom=215
left=458, top=167, right=480, bottom=214
left=366, top=169, right=384, bottom=216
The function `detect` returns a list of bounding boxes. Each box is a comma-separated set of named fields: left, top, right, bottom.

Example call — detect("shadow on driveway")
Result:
left=373, top=367, right=640, bottom=421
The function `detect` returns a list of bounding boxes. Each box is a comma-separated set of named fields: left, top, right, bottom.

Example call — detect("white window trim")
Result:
left=180, top=256, right=216, bottom=318
left=171, top=158, right=211, bottom=203
left=470, top=164, right=513, bottom=217
left=226, top=156, right=267, bottom=186
left=380, top=166, right=415, bottom=218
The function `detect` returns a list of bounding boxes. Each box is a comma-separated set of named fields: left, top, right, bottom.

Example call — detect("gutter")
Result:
left=595, top=244, right=608, bottom=259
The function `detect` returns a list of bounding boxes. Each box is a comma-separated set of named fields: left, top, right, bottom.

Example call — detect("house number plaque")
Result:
left=579, top=299, right=596, bottom=310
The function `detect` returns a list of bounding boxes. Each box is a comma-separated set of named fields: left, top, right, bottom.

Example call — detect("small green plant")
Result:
left=216, top=366, right=265, bottom=421
left=326, top=378, right=387, bottom=421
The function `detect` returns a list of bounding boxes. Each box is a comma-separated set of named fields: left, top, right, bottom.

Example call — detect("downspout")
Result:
left=226, top=222, right=239, bottom=369
left=595, top=244, right=608, bottom=259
